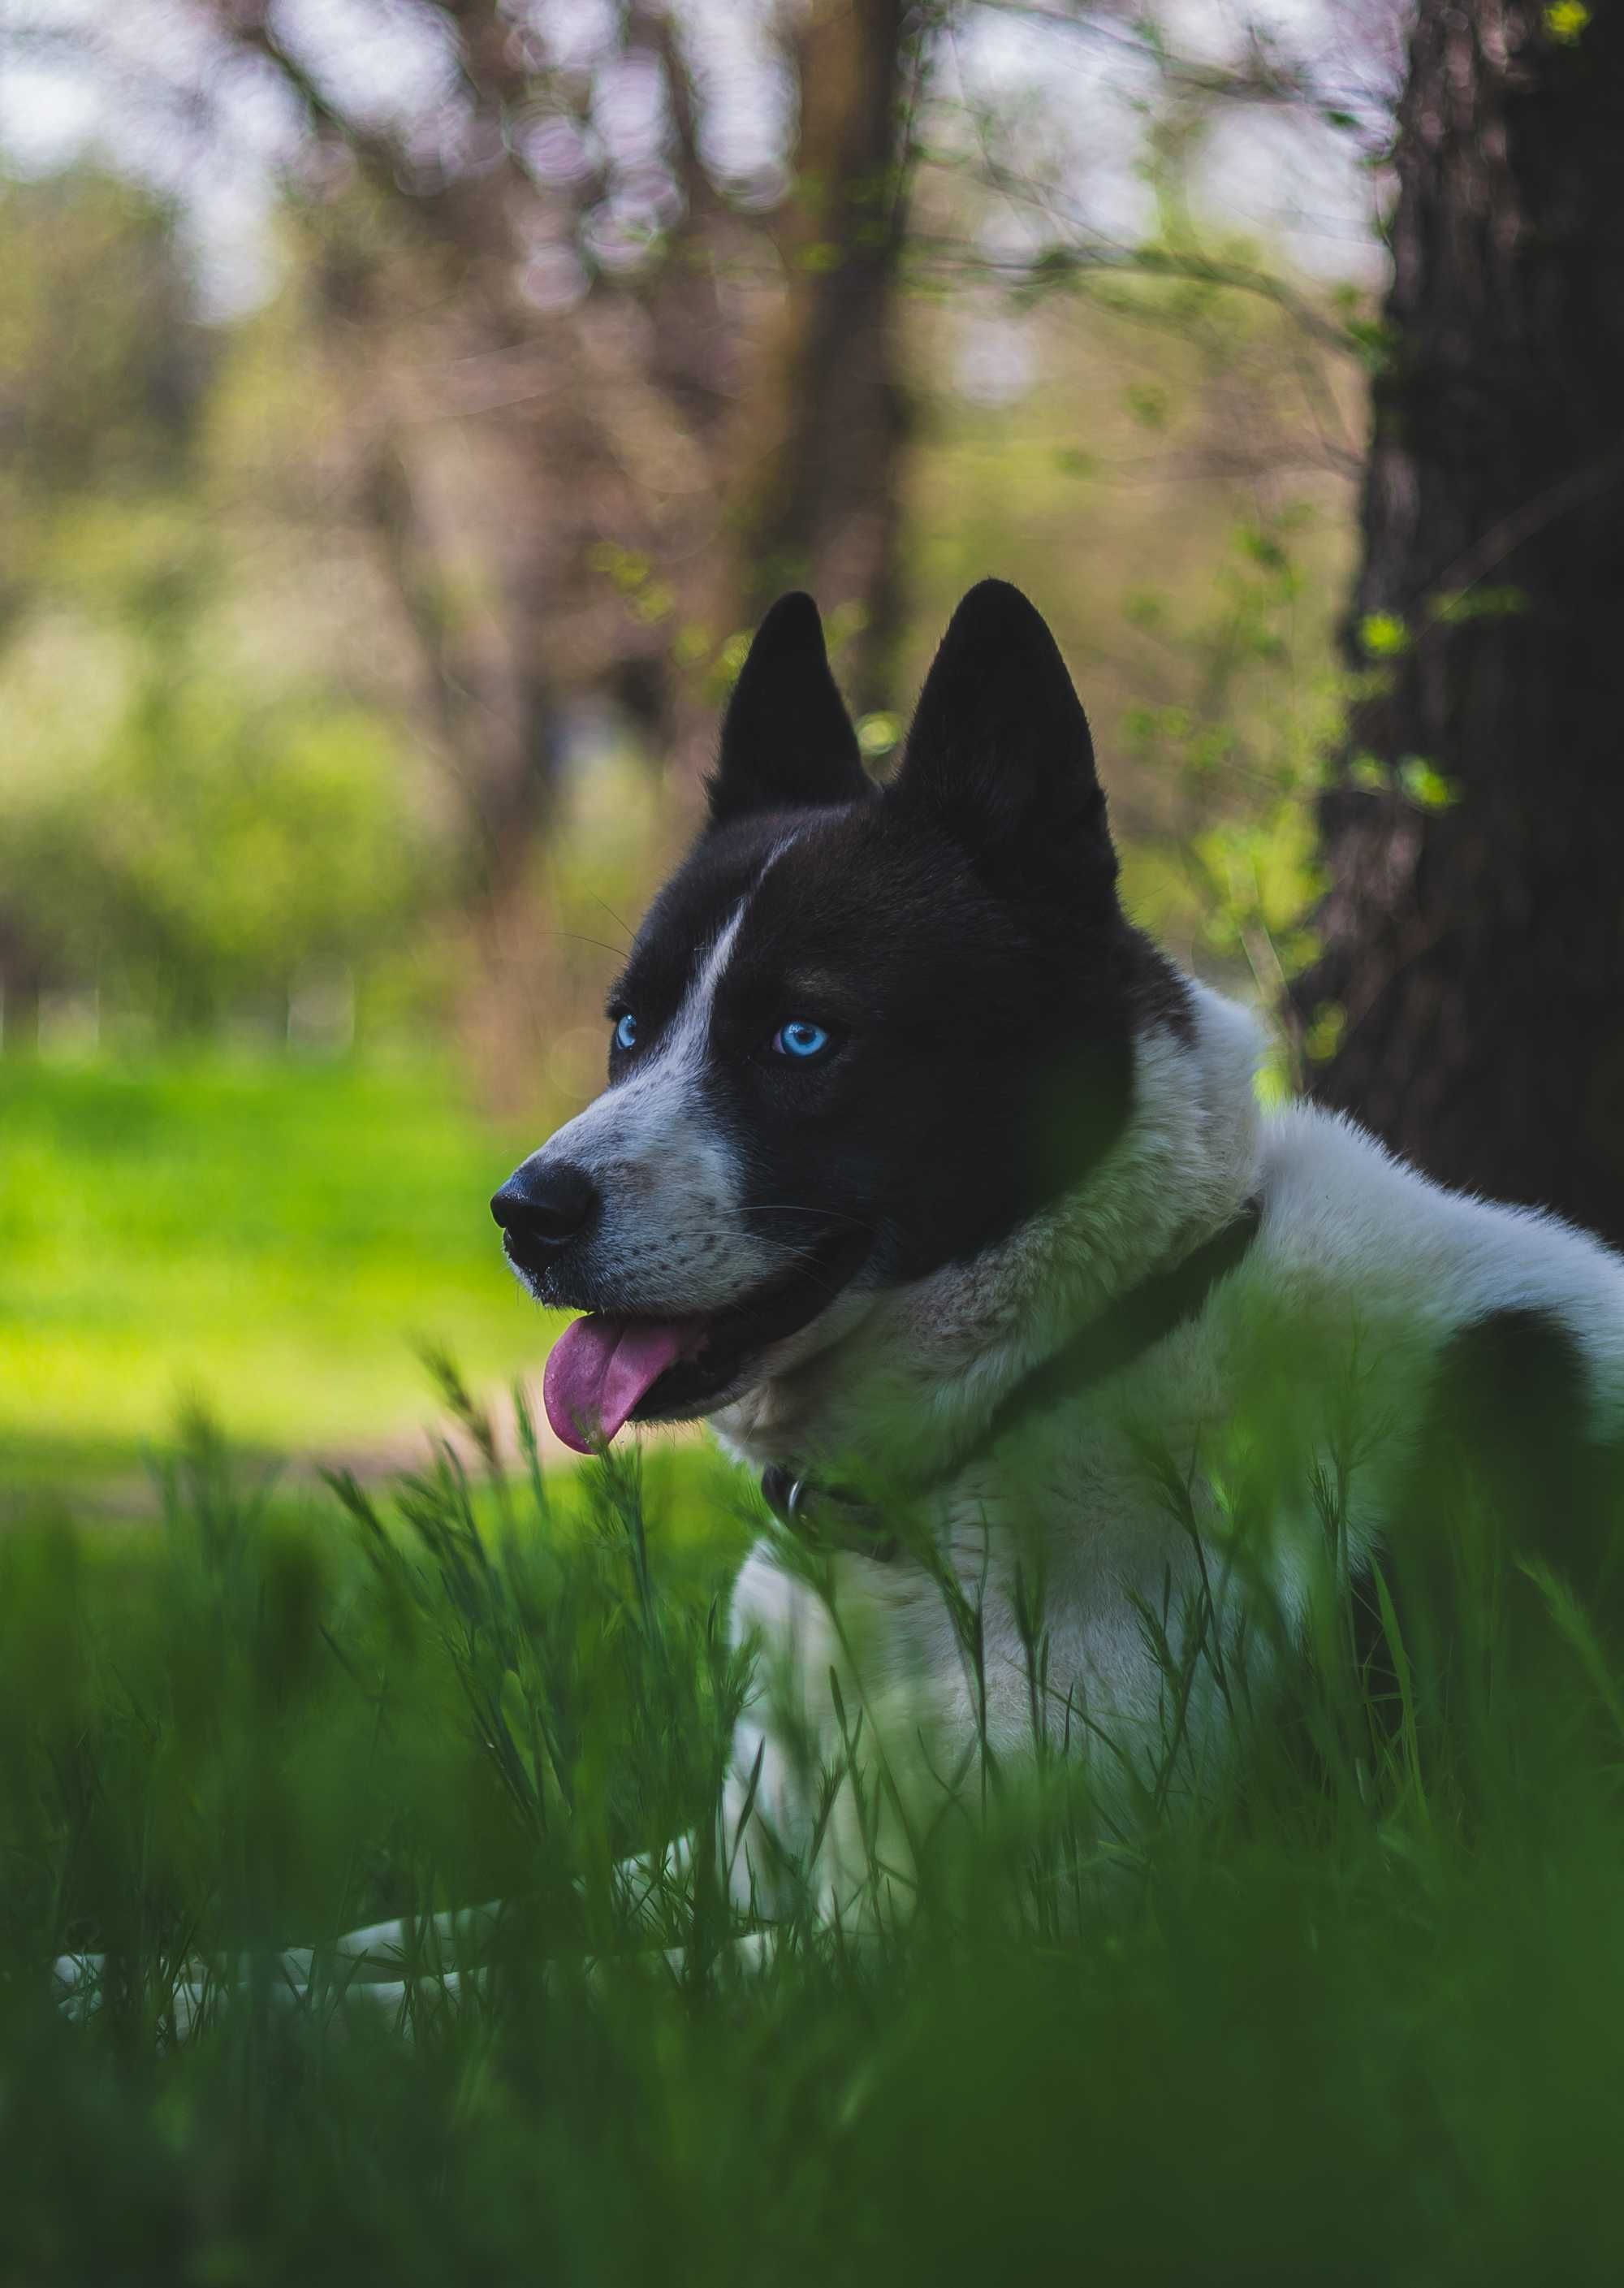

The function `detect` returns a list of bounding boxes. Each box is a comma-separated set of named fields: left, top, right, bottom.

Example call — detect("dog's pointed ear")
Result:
left=706, top=593, right=870, bottom=827
left=895, top=581, right=1116, bottom=891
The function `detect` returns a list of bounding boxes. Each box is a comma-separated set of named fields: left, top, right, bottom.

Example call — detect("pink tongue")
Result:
left=542, top=1316, right=690, bottom=1453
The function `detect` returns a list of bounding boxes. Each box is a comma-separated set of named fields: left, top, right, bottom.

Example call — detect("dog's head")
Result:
left=494, top=580, right=1187, bottom=1451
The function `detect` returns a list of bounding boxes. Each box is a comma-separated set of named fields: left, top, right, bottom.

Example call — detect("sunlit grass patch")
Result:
left=0, top=1052, right=554, bottom=1489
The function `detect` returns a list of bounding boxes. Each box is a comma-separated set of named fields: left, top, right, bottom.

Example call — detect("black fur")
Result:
left=706, top=592, right=871, bottom=826
left=892, top=579, right=1116, bottom=902
left=1356, top=1307, right=1624, bottom=1728
left=1422, top=1308, right=1591, bottom=1506
left=607, top=585, right=1190, bottom=1285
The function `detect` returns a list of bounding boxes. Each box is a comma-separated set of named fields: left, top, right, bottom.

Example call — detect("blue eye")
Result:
left=613, top=1011, right=638, bottom=1053
left=772, top=1019, right=831, bottom=1062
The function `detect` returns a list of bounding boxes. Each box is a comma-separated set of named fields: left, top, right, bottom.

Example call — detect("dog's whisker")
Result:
left=586, top=892, right=636, bottom=948
left=757, top=1248, right=857, bottom=1300
left=547, top=931, right=632, bottom=961
left=736, top=1205, right=871, bottom=1229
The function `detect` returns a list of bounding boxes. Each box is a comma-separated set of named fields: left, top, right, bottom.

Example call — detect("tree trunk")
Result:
left=729, top=0, right=918, bottom=714
left=0, top=954, right=41, bottom=1053
left=1297, top=0, right=1624, bottom=1243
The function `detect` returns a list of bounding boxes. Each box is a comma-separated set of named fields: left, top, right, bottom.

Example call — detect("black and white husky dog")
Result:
left=488, top=578, right=1624, bottom=1923
left=55, top=581, right=1624, bottom=2021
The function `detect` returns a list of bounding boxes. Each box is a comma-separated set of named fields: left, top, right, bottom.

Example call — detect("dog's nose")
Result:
left=490, top=1163, right=599, bottom=1254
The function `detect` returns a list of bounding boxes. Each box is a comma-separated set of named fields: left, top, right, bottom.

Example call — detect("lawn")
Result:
left=6, top=1401, right=1624, bottom=2283
left=6, top=1049, right=1624, bottom=2282
left=0, top=1051, right=564, bottom=1499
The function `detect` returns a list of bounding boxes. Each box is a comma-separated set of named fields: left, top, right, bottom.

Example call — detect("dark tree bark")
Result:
left=0, top=940, right=41, bottom=1052
left=1298, top=0, right=1624, bottom=1242
left=729, top=0, right=920, bottom=713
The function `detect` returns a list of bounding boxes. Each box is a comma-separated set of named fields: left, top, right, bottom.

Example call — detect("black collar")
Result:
left=759, top=1196, right=1263, bottom=1563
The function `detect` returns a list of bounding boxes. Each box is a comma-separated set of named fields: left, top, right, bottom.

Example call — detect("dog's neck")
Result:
left=713, top=980, right=1265, bottom=1486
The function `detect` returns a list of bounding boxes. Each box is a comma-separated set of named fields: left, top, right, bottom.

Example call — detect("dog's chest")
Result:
left=720, top=1343, right=1246, bottom=1904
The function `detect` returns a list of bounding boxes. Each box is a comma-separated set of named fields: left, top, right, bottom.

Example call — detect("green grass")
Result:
left=0, top=1051, right=555, bottom=1495
left=7, top=1049, right=1624, bottom=2279
left=6, top=1397, right=1624, bottom=2284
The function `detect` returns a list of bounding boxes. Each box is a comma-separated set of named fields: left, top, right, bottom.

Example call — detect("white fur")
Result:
left=714, top=980, right=1624, bottom=1921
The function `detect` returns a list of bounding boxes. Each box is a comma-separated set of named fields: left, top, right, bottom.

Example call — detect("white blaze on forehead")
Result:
left=523, top=828, right=823, bottom=1313
left=551, top=900, right=746, bottom=1174
left=547, top=820, right=803, bottom=1179
left=526, top=898, right=789, bottom=1312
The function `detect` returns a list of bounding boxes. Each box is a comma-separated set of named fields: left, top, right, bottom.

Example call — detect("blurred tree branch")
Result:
left=727, top=0, right=933, bottom=715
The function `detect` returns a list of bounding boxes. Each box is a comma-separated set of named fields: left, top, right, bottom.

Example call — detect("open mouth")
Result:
left=539, top=1224, right=869, bottom=1455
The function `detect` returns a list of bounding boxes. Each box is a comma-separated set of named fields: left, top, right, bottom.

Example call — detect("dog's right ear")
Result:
left=706, top=593, right=870, bottom=827
left=893, top=580, right=1117, bottom=898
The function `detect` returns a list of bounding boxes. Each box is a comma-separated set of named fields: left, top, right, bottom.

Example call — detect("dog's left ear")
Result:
left=895, top=581, right=1117, bottom=894
left=706, top=593, right=870, bottom=826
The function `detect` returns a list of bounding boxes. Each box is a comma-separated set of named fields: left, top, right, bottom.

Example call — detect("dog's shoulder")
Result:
left=1248, top=1096, right=1624, bottom=1435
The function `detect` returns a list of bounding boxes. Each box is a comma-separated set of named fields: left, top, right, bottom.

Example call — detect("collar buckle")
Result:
left=759, top=1463, right=898, bottom=1564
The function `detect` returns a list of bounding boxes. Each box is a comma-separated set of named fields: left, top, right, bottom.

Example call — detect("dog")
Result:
left=54, top=579, right=1624, bottom=2025
left=489, top=578, right=1624, bottom=1925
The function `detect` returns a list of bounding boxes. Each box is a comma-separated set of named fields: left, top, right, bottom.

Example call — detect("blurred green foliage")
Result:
left=0, top=166, right=1357, bottom=1062
left=1, top=608, right=432, bottom=1035
left=0, top=176, right=438, bottom=1045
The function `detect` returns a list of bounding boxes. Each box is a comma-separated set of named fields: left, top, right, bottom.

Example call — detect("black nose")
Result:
left=490, top=1163, right=599, bottom=1255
